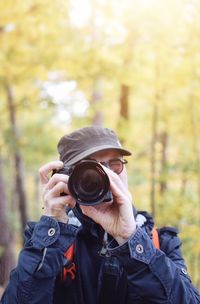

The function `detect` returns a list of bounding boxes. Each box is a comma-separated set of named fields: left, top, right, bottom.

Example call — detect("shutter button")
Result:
left=136, top=244, right=144, bottom=254
left=48, top=228, right=56, bottom=236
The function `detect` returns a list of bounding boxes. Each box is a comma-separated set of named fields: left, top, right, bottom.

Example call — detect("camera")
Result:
left=53, top=160, right=113, bottom=206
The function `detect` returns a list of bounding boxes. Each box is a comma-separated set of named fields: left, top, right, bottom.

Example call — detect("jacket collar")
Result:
left=135, top=210, right=154, bottom=236
left=68, top=205, right=154, bottom=239
left=69, top=204, right=105, bottom=239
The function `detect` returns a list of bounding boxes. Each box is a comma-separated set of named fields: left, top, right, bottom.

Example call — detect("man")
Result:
left=1, top=126, right=200, bottom=303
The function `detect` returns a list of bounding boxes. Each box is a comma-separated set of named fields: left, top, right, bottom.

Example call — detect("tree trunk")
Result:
left=119, top=84, right=130, bottom=120
left=91, top=79, right=104, bottom=126
left=180, top=172, right=187, bottom=195
left=150, top=100, right=158, bottom=218
left=189, top=93, right=200, bottom=226
left=159, top=131, right=168, bottom=195
left=0, top=156, right=15, bottom=286
left=6, top=84, right=28, bottom=236
left=196, top=254, right=200, bottom=290
left=150, top=57, right=162, bottom=218
left=117, top=83, right=130, bottom=146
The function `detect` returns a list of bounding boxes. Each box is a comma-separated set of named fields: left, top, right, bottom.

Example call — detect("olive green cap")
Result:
left=57, top=126, right=131, bottom=166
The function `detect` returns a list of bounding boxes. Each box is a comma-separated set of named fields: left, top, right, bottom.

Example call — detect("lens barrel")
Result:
left=68, top=160, right=111, bottom=205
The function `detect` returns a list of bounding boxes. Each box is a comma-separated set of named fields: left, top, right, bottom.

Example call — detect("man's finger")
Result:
left=46, top=181, right=69, bottom=198
left=101, top=165, right=131, bottom=203
left=44, top=195, right=76, bottom=210
left=45, top=173, right=69, bottom=191
left=39, top=161, right=63, bottom=185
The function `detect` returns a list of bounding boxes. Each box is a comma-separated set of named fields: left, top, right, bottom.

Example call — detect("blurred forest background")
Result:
left=0, top=0, right=200, bottom=293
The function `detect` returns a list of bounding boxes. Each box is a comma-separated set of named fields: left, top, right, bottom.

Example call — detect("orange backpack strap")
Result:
left=151, top=227, right=160, bottom=249
left=64, top=243, right=75, bottom=261
left=61, top=243, right=76, bottom=282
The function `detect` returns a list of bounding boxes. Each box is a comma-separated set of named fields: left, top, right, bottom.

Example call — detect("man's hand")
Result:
left=39, top=161, right=76, bottom=223
left=80, top=166, right=136, bottom=245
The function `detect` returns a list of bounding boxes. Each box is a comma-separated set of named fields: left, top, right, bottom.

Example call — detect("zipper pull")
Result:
left=99, top=232, right=111, bottom=257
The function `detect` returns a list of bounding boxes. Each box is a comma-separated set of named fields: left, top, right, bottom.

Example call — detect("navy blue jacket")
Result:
left=1, top=209, right=200, bottom=304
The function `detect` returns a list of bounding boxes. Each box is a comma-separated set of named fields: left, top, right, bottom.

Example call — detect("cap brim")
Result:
left=65, top=145, right=131, bottom=166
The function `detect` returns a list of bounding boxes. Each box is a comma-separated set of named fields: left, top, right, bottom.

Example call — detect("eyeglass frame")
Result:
left=89, top=158, right=128, bottom=174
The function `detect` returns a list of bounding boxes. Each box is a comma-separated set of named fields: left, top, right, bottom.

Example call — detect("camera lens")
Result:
left=78, top=169, right=102, bottom=195
left=68, top=160, right=110, bottom=205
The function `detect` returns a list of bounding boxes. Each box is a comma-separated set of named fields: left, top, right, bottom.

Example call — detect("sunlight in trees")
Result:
left=69, top=0, right=92, bottom=28
left=0, top=0, right=200, bottom=289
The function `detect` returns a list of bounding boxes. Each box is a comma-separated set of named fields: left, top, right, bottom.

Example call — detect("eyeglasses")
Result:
left=98, top=158, right=128, bottom=175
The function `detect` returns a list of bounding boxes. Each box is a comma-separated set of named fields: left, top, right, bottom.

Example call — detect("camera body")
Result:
left=53, top=160, right=112, bottom=206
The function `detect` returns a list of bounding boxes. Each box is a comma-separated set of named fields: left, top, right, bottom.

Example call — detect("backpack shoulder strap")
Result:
left=151, top=227, right=160, bottom=249
left=61, top=243, right=76, bottom=283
